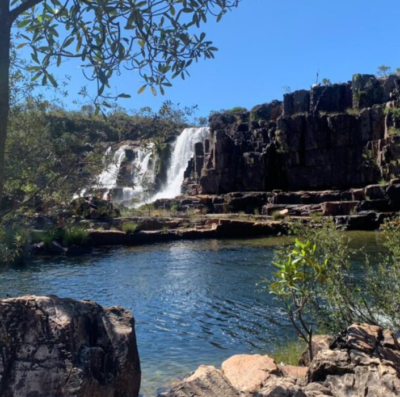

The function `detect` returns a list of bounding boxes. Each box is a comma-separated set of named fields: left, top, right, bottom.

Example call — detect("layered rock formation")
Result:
left=185, top=74, right=400, bottom=194
left=163, top=323, right=400, bottom=397
left=0, top=295, right=141, bottom=397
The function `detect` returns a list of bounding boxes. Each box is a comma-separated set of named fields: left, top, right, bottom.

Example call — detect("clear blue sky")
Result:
left=32, top=0, right=400, bottom=118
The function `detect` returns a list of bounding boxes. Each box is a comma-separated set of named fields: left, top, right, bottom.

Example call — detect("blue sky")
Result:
left=31, top=0, right=400, bottom=118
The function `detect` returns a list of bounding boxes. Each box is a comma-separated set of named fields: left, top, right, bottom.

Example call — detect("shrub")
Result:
left=388, top=127, right=400, bottom=136
left=270, top=340, right=306, bottom=366
left=271, top=211, right=284, bottom=220
left=269, top=239, right=329, bottom=361
left=377, top=65, right=391, bottom=77
left=122, top=222, right=138, bottom=235
left=0, top=227, right=30, bottom=265
left=62, top=227, right=89, bottom=247
left=265, top=218, right=400, bottom=349
left=170, top=203, right=179, bottom=212
left=226, top=106, right=248, bottom=114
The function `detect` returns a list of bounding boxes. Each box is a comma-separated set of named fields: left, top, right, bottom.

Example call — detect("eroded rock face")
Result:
left=185, top=74, right=400, bottom=195
left=0, top=295, right=141, bottom=397
left=165, top=324, right=400, bottom=397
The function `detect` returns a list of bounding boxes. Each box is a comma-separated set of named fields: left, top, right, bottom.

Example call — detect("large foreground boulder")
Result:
left=0, top=295, right=141, bottom=397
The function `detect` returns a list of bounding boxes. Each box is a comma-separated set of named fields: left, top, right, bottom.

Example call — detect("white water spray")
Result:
left=154, top=127, right=209, bottom=199
left=97, top=145, right=127, bottom=189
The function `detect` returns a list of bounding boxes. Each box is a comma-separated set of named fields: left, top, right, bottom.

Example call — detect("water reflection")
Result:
left=0, top=233, right=384, bottom=396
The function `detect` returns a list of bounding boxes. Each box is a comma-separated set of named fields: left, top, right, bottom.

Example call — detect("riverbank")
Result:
left=162, top=323, right=400, bottom=397
left=29, top=210, right=393, bottom=257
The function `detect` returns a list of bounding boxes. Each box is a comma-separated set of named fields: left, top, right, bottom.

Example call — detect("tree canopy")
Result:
left=0, top=0, right=240, bottom=209
left=13, top=0, right=239, bottom=103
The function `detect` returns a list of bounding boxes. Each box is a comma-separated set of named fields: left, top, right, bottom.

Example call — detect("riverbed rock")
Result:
left=279, top=365, right=309, bottom=378
left=166, top=324, right=400, bottom=397
left=162, top=365, right=239, bottom=397
left=0, top=295, right=141, bottom=397
left=221, top=354, right=281, bottom=393
left=299, top=335, right=335, bottom=366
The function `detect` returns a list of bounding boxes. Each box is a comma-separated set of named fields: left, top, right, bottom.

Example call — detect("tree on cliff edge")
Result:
left=0, top=0, right=239, bottom=210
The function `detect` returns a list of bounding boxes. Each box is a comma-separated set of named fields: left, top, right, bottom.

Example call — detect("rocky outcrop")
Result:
left=70, top=196, right=121, bottom=219
left=185, top=74, right=400, bottom=195
left=164, top=323, right=400, bottom=397
left=0, top=295, right=141, bottom=397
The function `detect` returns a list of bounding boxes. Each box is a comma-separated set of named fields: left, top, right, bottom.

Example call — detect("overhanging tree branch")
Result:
left=10, top=0, right=43, bottom=23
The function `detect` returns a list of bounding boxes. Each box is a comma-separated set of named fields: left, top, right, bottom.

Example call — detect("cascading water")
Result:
left=94, top=127, right=208, bottom=205
left=97, top=145, right=127, bottom=190
left=96, top=144, right=156, bottom=204
left=121, top=145, right=155, bottom=203
left=154, top=127, right=209, bottom=199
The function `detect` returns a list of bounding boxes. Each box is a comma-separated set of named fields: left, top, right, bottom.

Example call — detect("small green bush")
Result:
left=271, top=211, right=284, bottom=220
left=170, top=204, right=179, bottom=212
left=388, top=127, right=400, bottom=136
left=122, top=222, right=138, bottom=235
left=270, top=340, right=306, bottom=366
left=62, top=227, right=89, bottom=247
left=31, top=228, right=65, bottom=246
left=0, top=227, right=30, bottom=264
left=226, top=106, right=248, bottom=114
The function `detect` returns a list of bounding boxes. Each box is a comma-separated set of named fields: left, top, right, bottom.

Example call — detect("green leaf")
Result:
left=137, top=85, right=147, bottom=94
left=17, top=19, right=31, bottom=28
left=48, top=74, right=58, bottom=88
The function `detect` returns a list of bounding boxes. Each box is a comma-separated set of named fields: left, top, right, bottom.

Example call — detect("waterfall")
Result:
left=123, top=145, right=155, bottom=203
left=97, top=145, right=127, bottom=189
left=155, top=127, right=209, bottom=199
left=96, top=144, right=155, bottom=203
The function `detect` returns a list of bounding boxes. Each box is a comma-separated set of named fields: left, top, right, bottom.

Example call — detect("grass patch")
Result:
left=345, top=108, right=361, bottom=116
left=122, top=222, right=139, bottom=235
left=62, top=227, right=89, bottom=247
left=271, top=210, right=285, bottom=220
left=270, top=340, right=306, bottom=366
left=170, top=204, right=179, bottom=212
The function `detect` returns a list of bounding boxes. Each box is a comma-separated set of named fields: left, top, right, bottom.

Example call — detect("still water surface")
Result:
left=0, top=232, right=383, bottom=396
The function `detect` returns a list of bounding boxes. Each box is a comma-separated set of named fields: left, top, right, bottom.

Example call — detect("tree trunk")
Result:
left=0, top=3, right=11, bottom=212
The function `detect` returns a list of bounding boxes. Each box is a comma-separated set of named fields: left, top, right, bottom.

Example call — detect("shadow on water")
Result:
left=0, top=232, right=385, bottom=396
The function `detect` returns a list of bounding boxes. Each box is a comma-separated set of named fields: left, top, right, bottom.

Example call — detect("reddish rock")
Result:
left=163, top=365, right=239, bottom=397
left=299, top=335, right=334, bottom=366
left=279, top=365, right=308, bottom=378
left=221, top=354, right=280, bottom=393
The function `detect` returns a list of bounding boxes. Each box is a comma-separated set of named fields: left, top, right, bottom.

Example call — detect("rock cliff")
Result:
left=0, top=295, right=141, bottom=397
left=186, top=74, right=400, bottom=194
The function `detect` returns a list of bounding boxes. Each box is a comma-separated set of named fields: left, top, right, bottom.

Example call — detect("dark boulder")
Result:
left=0, top=295, right=141, bottom=397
